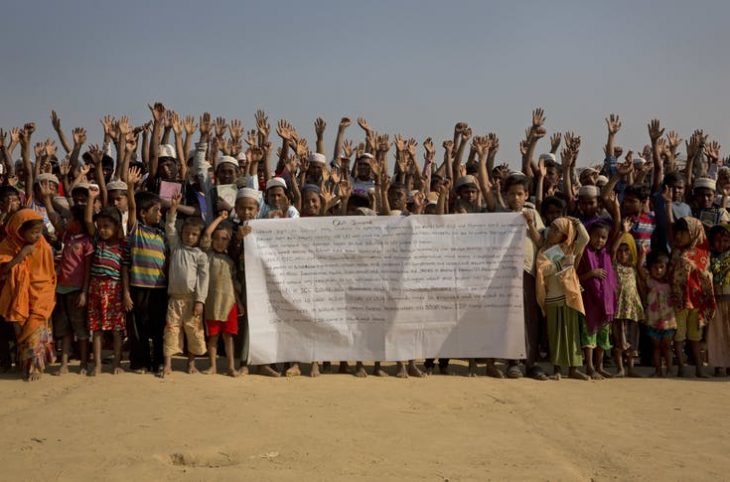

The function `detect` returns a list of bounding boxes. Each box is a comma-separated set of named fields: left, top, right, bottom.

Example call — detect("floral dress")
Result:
left=645, top=279, right=676, bottom=331
left=614, top=264, right=644, bottom=322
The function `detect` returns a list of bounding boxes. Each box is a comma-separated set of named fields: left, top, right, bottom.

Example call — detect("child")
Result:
left=670, top=217, right=717, bottom=377
left=611, top=229, right=644, bottom=377
left=201, top=211, right=243, bottom=377
left=638, top=250, right=675, bottom=377
left=578, top=220, right=616, bottom=379
left=622, top=185, right=655, bottom=254
left=709, top=224, right=730, bottom=376
left=692, top=178, right=730, bottom=228
left=84, top=191, right=129, bottom=376
left=0, top=209, right=57, bottom=381
left=163, top=193, right=209, bottom=376
left=54, top=205, right=94, bottom=375
left=536, top=217, right=589, bottom=380
left=127, top=176, right=168, bottom=374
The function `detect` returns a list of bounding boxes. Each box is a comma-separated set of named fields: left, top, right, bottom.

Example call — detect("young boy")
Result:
left=622, top=185, right=655, bottom=254
left=107, top=180, right=130, bottom=235
left=259, top=177, right=299, bottom=219
left=502, top=173, right=546, bottom=380
left=162, top=194, right=209, bottom=376
left=127, top=187, right=168, bottom=374
left=693, top=177, right=730, bottom=228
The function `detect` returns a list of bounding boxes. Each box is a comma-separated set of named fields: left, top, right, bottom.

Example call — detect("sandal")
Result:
left=506, top=364, right=523, bottom=379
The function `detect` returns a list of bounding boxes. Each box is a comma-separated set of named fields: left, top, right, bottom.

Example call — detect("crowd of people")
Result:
left=0, top=104, right=729, bottom=383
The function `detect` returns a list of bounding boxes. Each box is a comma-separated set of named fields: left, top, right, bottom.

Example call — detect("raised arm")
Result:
left=331, top=117, right=350, bottom=162
left=314, top=117, right=326, bottom=155
left=84, top=186, right=98, bottom=237
left=50, top=110, right=73, bottom=154
left=647, top=119, right=665, bottom=193
left=19, top=123, right=35, bottom=202
left=126, top=166, right=142, bottom=231
left=605, top=114, right=621, bottom=159
left=148, top=102, right=166, bottom=180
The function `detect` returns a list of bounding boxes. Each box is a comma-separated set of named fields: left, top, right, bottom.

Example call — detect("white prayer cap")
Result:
left=71, top=182, right=90, bottom=192
left=580, top=167, right=598, bottom=175
left=35, top=173, right=60, bottom=185
left=236, top=150, right=248, bottom=161
left=633, top=157, right=647, bottom=166
left=308, top=153, right=326, bottom=165
left=539, top=153, right=556, bottom=163
left=158, top=144, right=176, bottom=159
left=265, top=177, right=287, bottom=191
left=236, top=187, right=259, bottom=201
left=509, top=170, right=527, bottom=178
left=596, top=175, right=609, bottom=187
left=455, top=175, right=478, bottom=190
left=217, top=156, right=239, bottom=169
left=107, top=180, right=129, bottom=191
left=694, top=177, right=716, bottom=191
left=357, top=153, right=375, bottom=164
left=426, top=192, right=439, bottom=206
left=407, top=190, right=420, bottom=202
left=578, top=185, right=600, bottom=198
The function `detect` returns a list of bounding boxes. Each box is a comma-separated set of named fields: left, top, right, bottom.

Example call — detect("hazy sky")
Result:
left=2, top=0, right=729, bottom=167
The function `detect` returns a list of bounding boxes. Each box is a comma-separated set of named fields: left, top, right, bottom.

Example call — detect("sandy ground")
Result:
left=2, top=360, right=729, bottom=482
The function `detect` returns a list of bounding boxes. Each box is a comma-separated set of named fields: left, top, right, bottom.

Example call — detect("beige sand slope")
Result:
left=1, top=364, right=729, bottom=481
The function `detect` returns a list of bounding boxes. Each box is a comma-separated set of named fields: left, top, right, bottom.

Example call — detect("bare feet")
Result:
left=187, top=363, right=199, bottom=375
left=424, top=366, right=433, bottom=376
left=259, top=365, right=280, bottom=377
left=614, top=369, right=625, bottom=378
left=202, top=367, right=217, bottom=375
left=237, top=366, right=249, bottom=376
left=90, top=365, right=102, bottom=377
left=310, top=362, right=321, bottom=378
left=597, top=368, right=613, bottom=379
left=285, top=364, right=301, bottom=377
left=226, top=368, right=239, bottom=378
left=354, top=363, right=368, bottom=378
left=56, top=364, right=69, bottom=376
left=396, top=362, right=408, bottom=378
left=27, top=371, right=42, bottom=382
left=589, top=371, right=604, bottom=380
left=407, top=362, right=424, bottom=378
left=132, top=368, right=147, bottom=375
left=569, top=368, right=589, bottom=381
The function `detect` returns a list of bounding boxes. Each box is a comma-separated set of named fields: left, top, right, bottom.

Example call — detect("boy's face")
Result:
left=96, top=217, right=118, bottom=240
left=622, top=194, right=642, bottom=216
left=457, top=186, right=479, bottom=205
left=236, top=197, right=260, bottom=221
left=72, top=190, right=89, bottom=207
left=217, top=164, right=238, bottom=185
left=695, top=187, right=714, bottom=209
left=158, top=158, right=177, bottom=180
left=307, top=163, right=323, bottom=181
left=302, top=191, right=321, bottom=217
left=211, top=228, right=231, bottom=253
left=109, top=190, right=129, bottom=213
left=21, top=224, right=44, bottom=244
left=356, top=161, right=371, bottom=180
left=388, top=188, right=407, bottom=211
left=181, top=225, right=202, bottom=248
left=546, top=166, right=560, bottom=185
left=670, top=180, right=685, bottom=202
left=578, top=195, right=599, bottom=218
left=266, top=187, right=287, bottom=210
left=0, top=194, right=20, bottom=214
left=543, top=204, right=563, bottom=226
left=506, top=184, right=527, bottom=211
left=141, top=202, right=162, bottom=225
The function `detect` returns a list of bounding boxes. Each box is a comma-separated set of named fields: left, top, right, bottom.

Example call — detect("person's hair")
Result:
left=504, top=174, right=531, bottom=193
left=182, top=216, right=205, bottom=233
left=673, top=217, right=689, bottom=234
left=71, top=185, right=89, bottom=196
left=588, top=219, right=611, bottom=234
left=135, top=191, right=161, bottom=214
left=0, top=186, right=19, bottom=203
left=646, top=249, right=669, bottom=268
left=662, top=171, right=685, bottom=188
left=388, top=183, right=407, bottom=196
left=95, top=206, right=122, bottom=226
left=465, top=161, right=478, bottom=175
left=347, top=194, right=370, bottom=210
left=540, top=196, right=566, bottom=217
left=544, top=159, right=559, bottom=170
left=101, top=155, right=114, bottom=169
left=19, top=219, right=44, bottom=234
left=68, top=205, right=88, bottom=232
left=623, top=184, right=650, bottom=202
left=213, top=221, right=234, bottom=237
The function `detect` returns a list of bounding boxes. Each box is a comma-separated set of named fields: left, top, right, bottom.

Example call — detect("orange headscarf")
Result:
left=0, top=209, right=56, bottom=342
left=535, top=218, right=585, bottom=316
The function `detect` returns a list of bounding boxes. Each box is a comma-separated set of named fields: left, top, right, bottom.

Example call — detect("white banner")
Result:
left=244, top=213, right=525, bottom=364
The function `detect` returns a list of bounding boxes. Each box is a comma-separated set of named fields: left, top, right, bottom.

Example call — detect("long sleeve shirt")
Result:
left=165, top=211, right=209, bottom=303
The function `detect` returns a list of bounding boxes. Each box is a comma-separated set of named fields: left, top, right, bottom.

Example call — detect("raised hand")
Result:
left=72, top=127, right=87, bottom=146
left=357, top=117, right=372, bottom=133
left=51, top=110, right=62, bottom=131
left=245, top=130, right=258, bottom=148
left=339, top=117, right=351, bottom=129
left=605, top=114, right=622, bottom=135
left=170, top=112, right=182, bottom=136
left=148, top=102, right=166, bottom=123
left=229, top=119, right=243, bottom=141
left=87, top=144, right=104, bottom=165
left=314, top=117, right=326, bottom=136
left=647, top=119, right=664, bottom=142
left=460, top=126, right=472, bottom=141
left=44, top=139, right=57, bottom=158
left=423, top=137, right=435, bottom=161
left=276, top=120, right=294, bottom=141
left=10, top=127, right=21, bottom=145
left=125, top=132, right=138, bottom=153
left=21, top=122, right=36, bottom=145
left=531, top=108, right=546, bottom=128
left=666, top=131, right=681, bottom=151
left=127, top=166, right=142, bottom=187
left=255, top=110, right=270, bottom=138
left=704, top=141, right=721, bottom=164
left=407, top=138, right=418, bottom=158
left=184, top=115, right=197, bottom=136
left=214, top=117, right=227, bottom=139
left=550, top=132, right=561, bottom=152
left=376, top=134, right=390, bottom=154
left=199, top=113, right=211, bottom=137
left=342, top=139, right=354, bottom=158
left=394, top=134, right=406, bottom=153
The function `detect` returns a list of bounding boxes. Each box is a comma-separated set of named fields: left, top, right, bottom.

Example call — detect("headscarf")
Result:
left=670, top=216, right=716, bottom=325
left=614, top=232, right=638, bottom=266
left=536, top=218, right=585, bottom=316
left=578, top=223, right=617, bottom=333
left=710, top=224, right=730, bottom=290
left=0, top=209, right=57, bottom=342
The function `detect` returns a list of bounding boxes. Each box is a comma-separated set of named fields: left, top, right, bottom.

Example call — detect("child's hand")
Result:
left=123, top=292, right=134, bottom=312
left=194, top=302, right=204, bottom=317
left=218, top=210, right=229, bottom=221
left=522, top=210, right=536, bottom=227
left=622, top=217, right=632, bottom=233
left=216, top=198, right=232, bottom=213
left=591, top=268, right=607, bottom=280
left=170, top=192, right=182, bottom=212
left=77, top=292, right=87, bottom=308
left=237, top=225, right=252, bottom=240
left=562, top=254, right=576, bottom=267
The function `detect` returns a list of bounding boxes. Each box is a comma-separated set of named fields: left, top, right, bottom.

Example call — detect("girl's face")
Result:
left=589, top=226, right=609, bottom=251
left=649, top=259, right=668, bottom=280
left=211, top=228, right=231, bottom=253
left=458, top=186, right=479, bottom=205
left=235, top=197, right=260, bottom=221
left=0, top=194, right=20, bottom=214
left=617, top=244, right=632, bottom=265
left=712, top=231, right=730, bottom=253
left=506, top=184, right=528, bottom=211
left=674, top=229, right=692, bottom=249
left=21, top=224, right=44, bottom=244
left=546, top=227, right=567, bottom=246
left=96, top=217, right=118, bottom=241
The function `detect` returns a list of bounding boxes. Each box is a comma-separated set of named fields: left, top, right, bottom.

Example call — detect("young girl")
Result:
left=536, top=217, right=589, bottom=380
left=0, top=209, right=57, bottom=381
left=670, top=217, right=716, bottom=377
left=578, top=220, right=616, bottom=379
left=638, top=250, right=675, bottom=377
left=84, top=190, right=130, bottom=376
left=709, top=224, right=730, bottom=376
left=201, top=211, right=243, bottom=377
left=611, top=228, right=644, bottom=377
